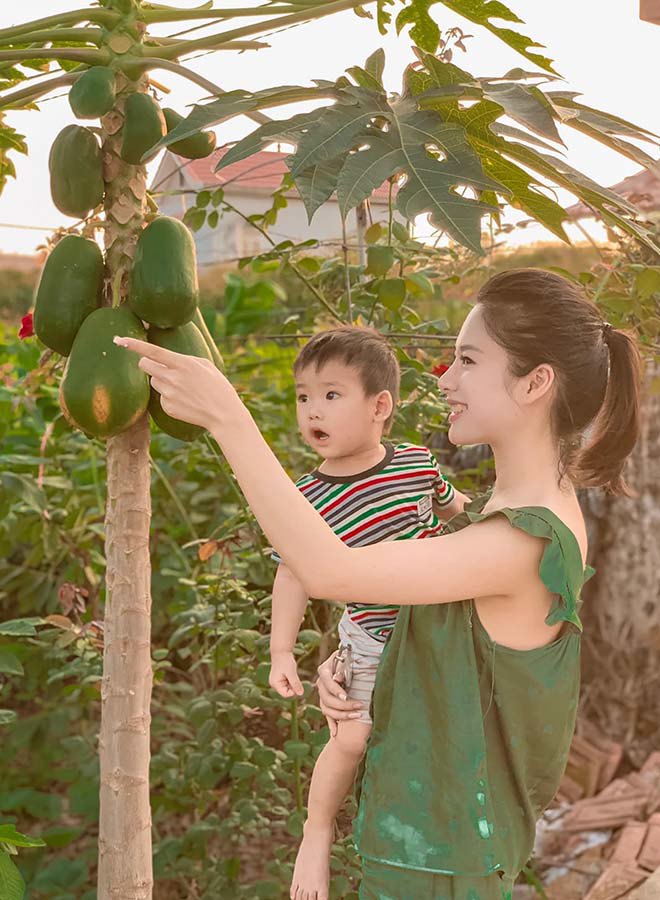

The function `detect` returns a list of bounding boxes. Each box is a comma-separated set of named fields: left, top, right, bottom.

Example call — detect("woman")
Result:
left=116, top=269, right=642, bottom=899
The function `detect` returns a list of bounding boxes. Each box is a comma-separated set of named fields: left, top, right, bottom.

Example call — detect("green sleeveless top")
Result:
left=353, top=496, right=594, bottom=879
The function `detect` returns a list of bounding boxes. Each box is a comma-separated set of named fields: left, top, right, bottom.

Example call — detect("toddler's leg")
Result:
left=291, top=719, right=371, bottom=900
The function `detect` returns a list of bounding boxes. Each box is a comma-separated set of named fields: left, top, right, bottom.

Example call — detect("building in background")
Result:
left=151, top=148, right=398, bottom=268
left=566, top=165, right=660, bottom=222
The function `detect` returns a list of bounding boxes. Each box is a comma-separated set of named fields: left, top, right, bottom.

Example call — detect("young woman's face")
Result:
left=438, top=305, right=530, bottom=447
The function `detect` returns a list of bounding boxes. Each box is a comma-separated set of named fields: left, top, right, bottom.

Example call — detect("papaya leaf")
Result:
left=490, top=122, right=560, bottom=153
left=0, top=115, right=27, bottom=196
left=377, top=0, right=395, bottom=34
left=288, top=91, right=391, bottom=177
left=336, top=97, right=499, bottom=250
left=292, top=158, right=344, bottom=219
left=500, top=143, right=659, bottom=251
left=479, top=152, right=568, bottom=242
left=396, top=0, right=441, bottom=53
left=547, top=94, right=660, bottom=169
left=479, top=81, right=563, bottom=144
left=437, top=0, right=558, bottom=74
left=365, top=48, right=386, bottom=85
left=347, top=47, right=386, bottom=90
left=548, top=94, right=660, bottom=141
left=155, top=85, right=330, bottom=152
left=216, top=108, right=326, bottom=171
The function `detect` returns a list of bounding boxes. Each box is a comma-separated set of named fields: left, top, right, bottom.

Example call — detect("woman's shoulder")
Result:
left=460, top=492, right=587, bottom=568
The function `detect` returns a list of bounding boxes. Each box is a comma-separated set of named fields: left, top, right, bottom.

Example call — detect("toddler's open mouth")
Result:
left=312, top=428, right=329, bottom=442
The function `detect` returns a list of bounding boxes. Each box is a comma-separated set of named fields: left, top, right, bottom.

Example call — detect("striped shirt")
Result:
left=273, top=443, right=455, bottom=642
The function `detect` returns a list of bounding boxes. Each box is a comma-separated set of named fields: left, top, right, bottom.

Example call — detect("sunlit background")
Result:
left=1, top=0, right=658, bottom=256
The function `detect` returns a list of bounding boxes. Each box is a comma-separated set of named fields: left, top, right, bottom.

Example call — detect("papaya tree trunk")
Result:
left=98, top=60, right=154, bottom=898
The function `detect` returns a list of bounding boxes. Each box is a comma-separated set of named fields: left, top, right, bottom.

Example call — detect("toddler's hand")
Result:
left=269, top=651, right=304, bottom=698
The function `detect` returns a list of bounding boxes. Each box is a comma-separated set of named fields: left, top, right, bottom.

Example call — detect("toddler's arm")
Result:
left=434, top=489, right=469, bottom=521
left=269, top=562, right=308, bottom=698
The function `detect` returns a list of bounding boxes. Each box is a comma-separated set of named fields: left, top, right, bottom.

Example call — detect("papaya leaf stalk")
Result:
left=0, top=10, right=119, bottom=42
left=0, top=47, right=109, bottom=65
left=147, top=0, right=376, bottom=60
left=0, top=28, right=104, bottom=48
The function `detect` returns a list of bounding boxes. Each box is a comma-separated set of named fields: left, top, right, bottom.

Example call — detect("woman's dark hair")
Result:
left=476, top=268, right=642, bottom=495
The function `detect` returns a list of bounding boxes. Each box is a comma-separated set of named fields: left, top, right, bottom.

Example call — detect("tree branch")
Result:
left=145, top=0, right=376, bottom=60
left=0, top=9, right=118, bottom=42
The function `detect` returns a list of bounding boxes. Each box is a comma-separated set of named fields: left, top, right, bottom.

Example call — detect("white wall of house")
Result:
left=151, top=153, right=401, bottom=269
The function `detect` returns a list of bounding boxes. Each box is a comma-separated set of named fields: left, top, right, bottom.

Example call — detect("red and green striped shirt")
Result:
left=273, top=443, right=455, bottom=642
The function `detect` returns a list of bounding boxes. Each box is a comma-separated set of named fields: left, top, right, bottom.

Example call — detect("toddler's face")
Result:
left=295, top=361, right=385, bottom=460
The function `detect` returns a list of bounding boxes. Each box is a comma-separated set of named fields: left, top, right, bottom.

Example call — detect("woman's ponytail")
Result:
left=575, top=326, right=643, bottom=495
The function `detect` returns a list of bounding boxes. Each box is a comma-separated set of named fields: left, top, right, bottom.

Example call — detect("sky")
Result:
left=0, top=0, right=658, bottom=256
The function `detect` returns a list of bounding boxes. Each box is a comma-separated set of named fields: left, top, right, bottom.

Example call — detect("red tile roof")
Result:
left=180, top=147, right=394, bottom=202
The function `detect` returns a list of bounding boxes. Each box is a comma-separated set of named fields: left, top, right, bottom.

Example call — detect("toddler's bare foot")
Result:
left=290, top=824, right=333, bottom=900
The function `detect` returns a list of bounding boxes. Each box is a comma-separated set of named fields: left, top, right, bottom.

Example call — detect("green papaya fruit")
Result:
left=49, top=125, right=104, bottom=219
left=69, top=67, right=117, bottom=119
left=129, top=216, right=198, bottom=328
left=148, top=321, right=212, bottom=441
left=120, top=92, right=166, bottom=165
left=60, top=307, right=150, bottom=439
left=162, top=108, right=216, bottom=160
left=366, top=245, right=395, bottom=277
left=33, top=236, right=104, bottom=356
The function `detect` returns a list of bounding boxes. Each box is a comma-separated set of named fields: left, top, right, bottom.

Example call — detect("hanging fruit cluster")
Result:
left=34, top=63, right=218, bottom=443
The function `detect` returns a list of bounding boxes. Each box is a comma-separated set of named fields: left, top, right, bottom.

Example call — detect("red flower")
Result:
left=432, top=363, right=449, bottom=377
left=19, top=312, right=34, bottom=340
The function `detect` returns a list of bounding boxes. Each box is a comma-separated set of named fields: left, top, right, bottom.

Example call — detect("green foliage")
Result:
left=0, top=222, right=479, bottom=893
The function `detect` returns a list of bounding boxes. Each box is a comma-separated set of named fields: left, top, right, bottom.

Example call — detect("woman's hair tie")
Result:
left=601, top=321, right=614, bottom=339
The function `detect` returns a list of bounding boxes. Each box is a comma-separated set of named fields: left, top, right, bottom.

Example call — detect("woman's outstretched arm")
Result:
left=116, top=338, right=539, bottom=607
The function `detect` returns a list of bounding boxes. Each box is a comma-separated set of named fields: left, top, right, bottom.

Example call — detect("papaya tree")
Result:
left=1, top=1, right=659, bottom=897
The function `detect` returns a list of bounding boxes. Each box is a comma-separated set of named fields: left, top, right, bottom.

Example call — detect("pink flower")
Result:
left=432, top=363, right=449, bottom=377
left=19, top=312, right=34, bottom=339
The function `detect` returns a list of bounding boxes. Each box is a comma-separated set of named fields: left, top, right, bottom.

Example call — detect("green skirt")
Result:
left=359, top=858, right=514, bottom=900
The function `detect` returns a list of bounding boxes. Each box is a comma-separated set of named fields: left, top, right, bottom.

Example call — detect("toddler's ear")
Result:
left=374, top=389, right=393, bottom=423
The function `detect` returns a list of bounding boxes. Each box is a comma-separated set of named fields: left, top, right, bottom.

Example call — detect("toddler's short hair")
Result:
left=294, top=326, right=400, bottom=432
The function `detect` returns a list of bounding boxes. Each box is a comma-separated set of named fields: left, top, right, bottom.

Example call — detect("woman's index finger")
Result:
left=113, top=335, right=180, bottom=366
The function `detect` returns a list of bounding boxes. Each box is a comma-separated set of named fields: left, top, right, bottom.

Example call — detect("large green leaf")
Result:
left=346, top=47, right=386, bottom=90
left=438, top=0, right=557, bottom=73
left=0, top=851, right=25, bottom=900
left=547, top=94, right=660, bottom=170
left=328, top=96, right=499, bottom=250
left=289, top=90, right=391, bottom=176
left=480, top=153, right=568, bottom=241
left=395, top=0, right=441, bottom=52
left=0, top=650, right=23, bottom=677
left=292, top=157, right=345, bottom=219
left=154, top=85, right=331, bottom=154
left=479, top=81, right=563, bottom=144
left=217, top=107, right=327, bottom=171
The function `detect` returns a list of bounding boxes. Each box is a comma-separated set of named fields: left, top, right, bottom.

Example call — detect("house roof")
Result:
left=565, top=165, right=660, bottom=220
left=179, top=147, right=394, bottom=203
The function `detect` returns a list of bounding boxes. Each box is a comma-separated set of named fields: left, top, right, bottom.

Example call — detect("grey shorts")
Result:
left=337, top=610, right=386, bottom=725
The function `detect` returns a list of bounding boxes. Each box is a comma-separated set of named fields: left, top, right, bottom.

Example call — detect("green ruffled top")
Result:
left=353, top=495, right=594, bottom=879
